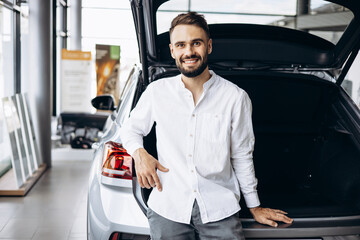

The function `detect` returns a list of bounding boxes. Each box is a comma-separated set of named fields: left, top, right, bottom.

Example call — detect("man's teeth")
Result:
left=184, top=60, right=197, bottom=63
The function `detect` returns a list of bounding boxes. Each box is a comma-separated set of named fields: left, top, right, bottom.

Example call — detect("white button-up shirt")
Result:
left=120, top=71, right=260, bottom=224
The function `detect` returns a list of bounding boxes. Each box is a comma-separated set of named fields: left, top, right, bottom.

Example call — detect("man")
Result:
left=120, top=12, right=293, bottom=239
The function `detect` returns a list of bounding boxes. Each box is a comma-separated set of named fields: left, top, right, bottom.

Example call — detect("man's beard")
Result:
left=176, top=54, right=208, bottom=78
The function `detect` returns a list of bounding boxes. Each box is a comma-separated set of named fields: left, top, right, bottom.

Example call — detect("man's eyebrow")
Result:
left=173, top=38, right=205, bottom=45
left=191, top=38, right=205, bottom=43
left=174, top=41, right=185, bottom=45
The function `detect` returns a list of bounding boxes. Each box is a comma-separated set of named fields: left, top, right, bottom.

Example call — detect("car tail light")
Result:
left=102, top=141, right=133, bottom=180
left=110, top=232, right=119, bottom=240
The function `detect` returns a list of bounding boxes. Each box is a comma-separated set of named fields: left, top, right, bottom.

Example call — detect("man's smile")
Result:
left=182, top=58, right=200, bottom=65
left=176, top=52, right=208, bottom=77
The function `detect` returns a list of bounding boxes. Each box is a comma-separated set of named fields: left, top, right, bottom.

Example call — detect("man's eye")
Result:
left=193, top=42, right=201, bottom=46
left=176, top=44, right=185, bottom=48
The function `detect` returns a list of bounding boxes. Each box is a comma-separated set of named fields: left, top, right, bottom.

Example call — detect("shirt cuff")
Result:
left=243, top=192, right=261, bottom=208
left=125, top=143, right=144, bottom=157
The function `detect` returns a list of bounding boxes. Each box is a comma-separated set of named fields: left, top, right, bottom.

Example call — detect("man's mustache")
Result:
left=181, top=55, right=201, bottom=61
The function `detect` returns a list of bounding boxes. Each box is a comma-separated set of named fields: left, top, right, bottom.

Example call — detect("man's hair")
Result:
left=169, top=12, right=210, bottom=39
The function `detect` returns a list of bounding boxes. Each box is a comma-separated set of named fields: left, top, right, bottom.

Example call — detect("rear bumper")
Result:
left=87, top=157, right=149, bottom=240
left=242, top=216, right=360, bottom=238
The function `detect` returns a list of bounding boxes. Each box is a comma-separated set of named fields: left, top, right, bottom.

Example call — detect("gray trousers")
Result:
left=147, top=201, right=245, bottom=240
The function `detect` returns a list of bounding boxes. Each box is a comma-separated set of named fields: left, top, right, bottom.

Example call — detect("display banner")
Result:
left=2, top=97, right=26, bottom=187
left=15, top=94, right=35, bottom=174
left=9, top=95, right=31, bottom=178
left=22, top=93, right=41, bottom=169
left=96, top=44, right=120, bottom=105
left=61, top=49, right=92, bottom=112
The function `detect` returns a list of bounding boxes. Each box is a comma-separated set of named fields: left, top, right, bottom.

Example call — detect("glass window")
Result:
left=342, top=53, right=360, bottom=109
left=308, top=1, right=353, bottom=44
left=82, top=9, right=136, bottom=39
left=21, top=4, right=30, bottom=93
left=116, top=74, right=138, bottom=126
left=81, top=3, right=139, bottom=108
left=0, top=6, right=15, bottom=98
left=0, top=5, right=15, bottom=177
left=157, top=0, right=188, bottom=11
left=157, top=11, right=282, bottom=35
left=82, top=0, right=131, bottom=9
left=190, top=0, right=297, bottom=15
left=157, top=0, right=353, bottom=45
left=157, top=0, right=296, bottom=34
left=55, top=1, right=69, bottom=116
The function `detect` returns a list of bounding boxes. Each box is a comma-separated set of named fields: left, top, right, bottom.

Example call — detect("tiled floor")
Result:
left=0, top=160, right=91, bottom=240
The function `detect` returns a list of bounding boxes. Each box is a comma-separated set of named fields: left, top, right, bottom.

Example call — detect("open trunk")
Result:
left=141, top=70, right=360, bottom=221
left=218, top=71, right=360, bottom=219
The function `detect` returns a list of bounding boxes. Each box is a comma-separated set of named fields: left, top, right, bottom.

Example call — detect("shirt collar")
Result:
left=203, top=70, right=216, bottom=91
left=177, top=70, right=217, bottom=91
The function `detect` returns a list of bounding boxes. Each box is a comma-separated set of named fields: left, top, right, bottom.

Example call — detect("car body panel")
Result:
left=242, top=216, right=360, bottom=238
left=88, top=137, right=149, bottom=240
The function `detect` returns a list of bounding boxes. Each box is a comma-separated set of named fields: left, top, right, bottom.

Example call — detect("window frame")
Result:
left=53, top=0, right=69, bottom=116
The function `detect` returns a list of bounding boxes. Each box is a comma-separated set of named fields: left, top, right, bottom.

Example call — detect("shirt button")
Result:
left=193, top=190, right=197, bottom=193
left=192, top=114, right=195, bottom=117
left=190, top=134, right=193, bottom=137
left=191, top=170, right=194, bottom=173
left=188, top=154, right=192, bottom=158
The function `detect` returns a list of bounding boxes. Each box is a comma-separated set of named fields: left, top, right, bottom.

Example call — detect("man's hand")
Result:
left=249, top=206, right=293, bottom=227
left=133, top=148, right=169, bottom=192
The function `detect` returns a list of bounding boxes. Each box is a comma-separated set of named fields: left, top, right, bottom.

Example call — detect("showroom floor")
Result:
left=0, top=155, right=91, bottom=240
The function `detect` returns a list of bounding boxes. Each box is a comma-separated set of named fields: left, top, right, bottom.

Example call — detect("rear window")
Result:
left=156, top=0, right=353, bottom=44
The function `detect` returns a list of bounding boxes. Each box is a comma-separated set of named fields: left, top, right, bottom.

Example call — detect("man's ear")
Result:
left=169, top=43, right=175, bottom=59
left=208, top=38, right=213, bottom=54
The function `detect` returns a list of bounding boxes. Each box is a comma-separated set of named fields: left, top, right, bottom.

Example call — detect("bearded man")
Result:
left=120, top=11, right=293, bottom=240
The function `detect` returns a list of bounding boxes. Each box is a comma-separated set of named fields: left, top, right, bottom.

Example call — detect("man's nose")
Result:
left=184, top=44, right=195, bottom=57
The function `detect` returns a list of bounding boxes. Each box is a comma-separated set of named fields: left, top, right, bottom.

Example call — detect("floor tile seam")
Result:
left=31, top=226, right=72, bottom=240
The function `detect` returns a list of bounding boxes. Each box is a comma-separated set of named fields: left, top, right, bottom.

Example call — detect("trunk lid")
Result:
left=130, top=0, right=360, bottom=84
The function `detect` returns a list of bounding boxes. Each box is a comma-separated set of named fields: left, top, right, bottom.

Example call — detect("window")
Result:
left=20, top=4, right=29, bottom=93
left=157, top=0, right=297, bottom=34
left=157, top=0, right=353, bottom=45
left=0, top=5, right=15, bottom=98
left=54, top=0, right=69, bottom=116
left=342, top=53, right=360, bottom=109
left=81, top=0, right=139, bottom=112
left=0, top=0, right=24, bottom=177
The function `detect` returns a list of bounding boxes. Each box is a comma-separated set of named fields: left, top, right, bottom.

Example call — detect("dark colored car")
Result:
left=87, top=0, right=360, bottom=239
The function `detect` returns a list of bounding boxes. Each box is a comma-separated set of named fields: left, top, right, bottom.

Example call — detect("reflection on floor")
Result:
left=0, top=159, right=91, bottom=240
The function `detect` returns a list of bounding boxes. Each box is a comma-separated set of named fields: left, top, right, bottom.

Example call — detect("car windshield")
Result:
left=157, top=0, right=353, bottom=44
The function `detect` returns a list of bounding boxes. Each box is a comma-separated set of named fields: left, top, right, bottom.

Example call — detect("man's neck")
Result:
left=181, top=68, right=211, bottom=92
left=181, top=67, right=211, bottom=106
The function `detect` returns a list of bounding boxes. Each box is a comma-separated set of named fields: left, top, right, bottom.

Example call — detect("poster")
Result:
left=15, top=94, right=36, bottom=174
left=9, top=95, right=31, bottom=178
left=96, top=44, right=120, bottom=105
left=61, top=49, right=92, bottom=112
left=2, top=97, right=26, bottom=187
left=22, top=93, right=41, bottom=169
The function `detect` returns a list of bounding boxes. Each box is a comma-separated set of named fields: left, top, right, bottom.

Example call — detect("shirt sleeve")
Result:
left=230, top=91, right=260, bottom=208
left=119, top=83, right=155, bottom=156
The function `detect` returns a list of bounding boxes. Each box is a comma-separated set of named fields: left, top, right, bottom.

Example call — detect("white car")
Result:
left=87, top=0, right=360, bottom=239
